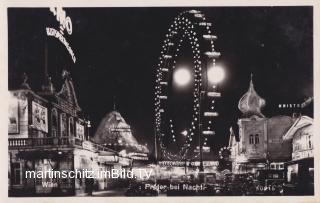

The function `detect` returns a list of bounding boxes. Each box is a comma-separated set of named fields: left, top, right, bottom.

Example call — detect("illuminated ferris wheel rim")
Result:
left=154, top=10, right=221, bottom=160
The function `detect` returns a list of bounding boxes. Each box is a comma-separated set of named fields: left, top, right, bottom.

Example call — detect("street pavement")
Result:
left=77, top=188, right=127, bottom=197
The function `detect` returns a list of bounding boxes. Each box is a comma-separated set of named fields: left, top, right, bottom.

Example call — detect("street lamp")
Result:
left=86, top=119, right=91, bottom=140
left=173, top=68, right=192, bottom=87
left=181, top=130, right=188, bottom=175
left=207, top=65, right=225, bottom=84
left=181, top=130, right=188, bottom=136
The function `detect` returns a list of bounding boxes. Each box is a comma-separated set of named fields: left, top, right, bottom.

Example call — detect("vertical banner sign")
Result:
left=76, top=122, right=85, bottom=139
left=8, top=95, right=19, bottom=134
left=46, top=7, right=76, bottom=63
left=32, top=101, right=48, bottom=132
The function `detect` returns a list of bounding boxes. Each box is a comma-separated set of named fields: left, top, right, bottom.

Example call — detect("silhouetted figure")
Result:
left=85, top=178, right=94, bottom=196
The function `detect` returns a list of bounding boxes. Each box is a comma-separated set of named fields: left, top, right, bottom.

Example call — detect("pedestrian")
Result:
left=85, top=177, right=94, bottom=196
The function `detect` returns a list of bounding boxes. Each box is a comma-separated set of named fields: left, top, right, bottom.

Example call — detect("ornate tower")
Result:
left=238, top=74, right=266, bottom=118
left=237, top=74, right=268, bottom=162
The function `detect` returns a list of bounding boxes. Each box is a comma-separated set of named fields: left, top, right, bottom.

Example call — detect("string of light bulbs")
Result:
left=155, top=10, right=220, bottom=161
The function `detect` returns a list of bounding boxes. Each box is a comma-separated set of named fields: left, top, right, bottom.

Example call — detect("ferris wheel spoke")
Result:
left=155, top=10, right=221, bottom=161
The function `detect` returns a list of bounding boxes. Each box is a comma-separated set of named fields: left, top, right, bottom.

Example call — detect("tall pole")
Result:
left=113, top=95, right=116, bottom=111
left=185, top=158, right=187, bottom=174
left=198, top=50, right=211, bottom=173
left=154, top=124, right=158, bottom=184
left=154, top=127, right=158, bottom=161
left=198, top=88, right=204, bottom=172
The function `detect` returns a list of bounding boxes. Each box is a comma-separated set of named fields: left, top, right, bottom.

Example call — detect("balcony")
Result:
left=9, top=137, right=76, bottom=148
left=8, top=137, right=115, bottom=154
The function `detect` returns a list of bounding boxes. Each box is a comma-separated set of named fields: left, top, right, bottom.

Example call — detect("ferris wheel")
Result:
left=154, top=10, right=222, bottom=161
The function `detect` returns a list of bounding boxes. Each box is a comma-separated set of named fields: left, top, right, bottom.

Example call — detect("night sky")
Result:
left=8, top=7, right=313, bottom=154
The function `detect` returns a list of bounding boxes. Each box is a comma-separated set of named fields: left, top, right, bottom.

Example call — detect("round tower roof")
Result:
left=238, top=74, right=266, bottom=118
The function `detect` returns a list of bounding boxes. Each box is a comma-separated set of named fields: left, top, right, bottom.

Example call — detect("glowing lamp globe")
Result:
left=208, top=66, right=225, bottom=84
left=181, top=130, right=188, bottom=136
left=174, top=68, right=191, bottom=86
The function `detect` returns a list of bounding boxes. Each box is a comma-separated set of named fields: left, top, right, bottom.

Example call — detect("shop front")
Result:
left=9, top=149, right=74, bottom=196
left=282, top=116, right=314, bottom=195
left=286, top=157, right=314, bottom=195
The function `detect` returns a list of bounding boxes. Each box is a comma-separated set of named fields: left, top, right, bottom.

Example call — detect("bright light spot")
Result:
left=181, top=130, right=188, bottom=136
left=174, top=68, right=191, bottom=86
left=208, top=66, right=225, bottom=84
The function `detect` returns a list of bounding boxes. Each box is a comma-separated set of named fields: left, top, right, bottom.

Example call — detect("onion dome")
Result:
left=238, top=74, right=266, bottom=118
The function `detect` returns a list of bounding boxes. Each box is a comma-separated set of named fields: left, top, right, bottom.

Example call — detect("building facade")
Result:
left=229, top=76, right=293, bottom=174
left=8, top=72, right=131, bottom=196
left=283, top=116, right=314, bottom=195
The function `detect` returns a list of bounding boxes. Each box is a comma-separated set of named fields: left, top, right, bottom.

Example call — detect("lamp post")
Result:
left=198, top=89, right=204, bottom=172
left=173, top=65, right=225, bottom=173
left=86, top=119, right=91, bottom=141
left=199, top=65, right=225, bottom=172
left=181, top=130, right=188, bottom=174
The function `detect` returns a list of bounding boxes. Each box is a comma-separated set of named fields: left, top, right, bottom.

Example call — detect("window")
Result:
left=11, top=163, right=21, bottom=185
left=249, top=134, right=259, bottom=144
left=255, top=134, right=260, bottom=144
left=294, top=142, right=300, bottom=151
left=249, top=135, right=254, bottom=144
left=279, top=164, right=284, bottom=170
left=308, top=135, right=312, bottom=149
left=69, top=117, right=74, bottom=137
left=51, top=109, right=58, bottom=137
left=270, top=164, right=275, bottom=169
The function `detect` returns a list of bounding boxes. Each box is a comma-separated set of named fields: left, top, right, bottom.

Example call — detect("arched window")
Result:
left=51, top=109, right=58, bottom=137
left=255, top=134, right=260, bottom=144
left=249, top=134, right=254, bottom=144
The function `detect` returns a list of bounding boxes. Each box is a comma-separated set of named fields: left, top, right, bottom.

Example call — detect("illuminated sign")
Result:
left=158, top=161, right=218, bottom=167
left=98, top=155, right=118, bottom=163
left=8, top=95, right=19, bottom=134
left=32, top=101, right=48, bottom=132
left=46, top=28, right=76, bottom=63
left=207, top=91, right=221, bottom=97
left=131, top=156, right=148, bottom=160
left=159, top=161, right=186, bottom=167
left=202, top=130, right=215, bottom=135
left=204, top=112, right=219, bottom=117
left=49, top=7, right=73, bottom=35
left=128, top=152, right=148, bottom=157
left=278, top=104, right=301, bottom=108
left=76, top=121, right=85, bottom=139
left=46, top=7, right=76, bottom=63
